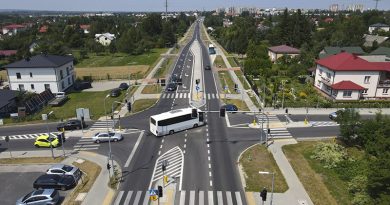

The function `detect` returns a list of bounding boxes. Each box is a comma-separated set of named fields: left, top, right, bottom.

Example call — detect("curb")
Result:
left=128, top=97, right=161, bottom=116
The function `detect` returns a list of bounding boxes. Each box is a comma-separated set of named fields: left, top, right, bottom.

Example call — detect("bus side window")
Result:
left=199, top=112, right=204, bottom=122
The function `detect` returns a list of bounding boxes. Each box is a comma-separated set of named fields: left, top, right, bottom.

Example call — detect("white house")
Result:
left=2, top=24, right=26, bottom=36
left=4, top=54, right=75, bottom=93
left=95, top=33, right=115, bottom=46
left=314, top=52, right=390, bottom=100
left=368, top=23, right=390, bottom=34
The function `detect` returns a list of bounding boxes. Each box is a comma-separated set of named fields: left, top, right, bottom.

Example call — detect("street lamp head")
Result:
left=259, top=171, right=270, bottom=175
left=48, top=111, right=54, bottom=116
left=105, top=94, right=110, bottom=98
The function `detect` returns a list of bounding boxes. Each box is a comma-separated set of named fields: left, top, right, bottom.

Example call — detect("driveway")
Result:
left=83, top=80, right=131, bottom=92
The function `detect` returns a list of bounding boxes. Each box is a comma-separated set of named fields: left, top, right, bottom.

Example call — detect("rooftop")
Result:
left=331, top=81, right=365, bottom=90
left=370, top=47, right=390, bottom=57
left=4, top=54, right=74, bottom=69
left=370, top=23, right=389, bottom=28
left=0, top=89, right=19, bottom=109
left=319, top=46, right=365, bottom=59
left=268, top=45, right=300, bottom=54
left=0, top=50, right=17, bottom=57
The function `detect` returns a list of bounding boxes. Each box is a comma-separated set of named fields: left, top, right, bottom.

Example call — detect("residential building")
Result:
left=95, top=33, right=115, bottom=46
left=39, top=25, right=48, bottom=33
left=369, top=23, right=390, bottom=34
left=268, top=45, right=300, bottom=62
left=314, top=52, right=390, bottom=100
left=2, top=24, right=26, bottom=36
left=0, top=50, right=17, bottom=57
left=80, top=24, right=90, bottom=34
left=319, top=46, right=365, bottom=59
left=370, top=47, right=390, bottom=57
left=0, top=89, right=18, bottom=117
left=4, top=54, right=75, bottom=93
left=363, top=34, right=389, bottom=47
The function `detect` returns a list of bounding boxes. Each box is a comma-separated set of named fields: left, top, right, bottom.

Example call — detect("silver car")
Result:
left=46, top=164, right=82, bottom=182
left=16, top=189, right=59, bottom=205
left=92, top=132, right=123, bottom=143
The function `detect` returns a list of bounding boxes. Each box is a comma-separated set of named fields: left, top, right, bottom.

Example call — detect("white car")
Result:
left=92, top=132, right=123, bottom=143
left=46, top=164, right=82, bottom=181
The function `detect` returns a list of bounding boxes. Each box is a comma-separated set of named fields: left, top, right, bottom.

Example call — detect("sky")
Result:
left=2, top=0, right=390, bottom=11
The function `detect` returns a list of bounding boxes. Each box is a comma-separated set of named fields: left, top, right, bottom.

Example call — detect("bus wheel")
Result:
left=169, top=130, right=174, bottom=135
left=193, top=123, right=198, bottom=128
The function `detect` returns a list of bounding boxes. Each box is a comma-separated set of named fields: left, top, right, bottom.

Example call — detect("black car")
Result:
left=221, top=104, right=238, bottom=112
left=33, top=174, right=76, bottom=191
left=110, top=88, right=121, bottom=97
left=119, top=83, right=129, bottom=90
left=170, top=74, right=179, bottom=83
left=74, top=81, right=92, bottom=91
left=205, top=65, right=211, bottom=70
left=57, top=119, right=85, bottom=131
left=166, top=83, right=177, bottom=92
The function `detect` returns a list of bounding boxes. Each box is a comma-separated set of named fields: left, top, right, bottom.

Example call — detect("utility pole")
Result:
left=374, top=0, right=380, bottom=10
left=165, top=0, right=168, bottom=22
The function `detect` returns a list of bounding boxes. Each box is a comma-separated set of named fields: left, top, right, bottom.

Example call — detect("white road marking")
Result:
left=124, top=131, right=144, bottom=168
left=217, top=191, right=223, bottom=204
left=208, top=191, right=214, bottom=205
left=226, top=191, right=233, bottom=205
left=190, top=191, right=195, bottom=205
left=235, top=192, right=243, bottom=205
left=133, top=191, right=142, bottom=204
left=180, top=191, right=186, bottom=205
left=123, top=190, right=133, bottom=205
left=113, top=191, right=124, bottom=205
left=199, top=191, right=204, bottom=205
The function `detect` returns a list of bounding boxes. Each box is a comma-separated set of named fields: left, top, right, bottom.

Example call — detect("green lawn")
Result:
left=75, top=48, right=168, bottom=67
left=213, top=55, right=227, bottom=68
left=218, top=71, right=237, bottom=94
left=227, top=57, right=238, bottom=67
left=154, top=57, right=175, bottom=78
left=141, top=84, right=163, bottom=94
left=235, top=70, right=250, bottom=90
left=240, top=144, right=288, bottom=192
left=132, top=99, right=158, bottom=113
left=223, top=99, right=249, bottom=111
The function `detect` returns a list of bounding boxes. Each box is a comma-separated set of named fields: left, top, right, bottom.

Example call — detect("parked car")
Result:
left=34, top=135, right=59, bottom=148
left=74, top=81, right=92, bottom=91
left=16, top=189, right=60, bottom=205
left=92, top=132, right=123, bottom=143
left=205, top=65, right=211, bottom=70
left=329, top=109, right=345, bottom=120
left=221, top=104, right=238, bottom=112
left=33, top=174, right=76, bottom=191
left=57, top=119, right=85, bottom=131
left=46, top=164, right=82, bottom=182
left=110, top=88, right=121, bottom=97
left=166, top=83, right=177, bottom=92
left=119, top=83, right=129, bottom=90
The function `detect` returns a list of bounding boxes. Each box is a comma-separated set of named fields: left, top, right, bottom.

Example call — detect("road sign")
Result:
left=196, top=85, right=200, bottom=91
left=148, top=189, right=158, bottom=196
left=150, top=195, right=158, bottom=201
left=224, top=85, right=228, bottom=90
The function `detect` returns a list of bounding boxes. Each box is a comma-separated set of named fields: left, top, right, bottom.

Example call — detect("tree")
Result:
left=336, top=108, right=361, bottom=144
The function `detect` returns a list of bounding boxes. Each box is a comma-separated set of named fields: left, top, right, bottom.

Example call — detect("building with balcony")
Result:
left=4, top=54, right=75, bottom=93
left=314, top=52, right=390, bottom=100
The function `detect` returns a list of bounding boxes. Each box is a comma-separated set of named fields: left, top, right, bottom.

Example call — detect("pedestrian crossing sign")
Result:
left=148, top=189, right=157, bottom=196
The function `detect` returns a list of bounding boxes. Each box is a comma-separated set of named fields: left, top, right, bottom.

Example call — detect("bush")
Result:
left=310, top=142, right=348, bottom=168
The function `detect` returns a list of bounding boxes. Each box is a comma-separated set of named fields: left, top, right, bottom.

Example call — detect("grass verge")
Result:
left=218, top=71, right=236, bottom=94
left=64, top=159, right=101, bottom=205
left=239, top=144, right=288, bottom=192
left=248, top=92, right=261, bottom=109
left=227, top=57, right=238, bottom=67
left=282, top=141, right=341, bottom=205
left=132, top=99, right=158, bottom=113
left=235, top=70, right=250, bottom=90
left=222, top=99, right=249, bottom=111
left=0, top=157, right=64, bottom=164
left=154, top=57, right=175, bottom=78
left=213, top=55, right=227, bottom=68
left=75, top=65, right=148, bottom=81
left=141, top=84, right=163, bottom=94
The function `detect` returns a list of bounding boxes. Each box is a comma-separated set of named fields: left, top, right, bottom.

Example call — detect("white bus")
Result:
left=150, top=108, right=205, bottom=136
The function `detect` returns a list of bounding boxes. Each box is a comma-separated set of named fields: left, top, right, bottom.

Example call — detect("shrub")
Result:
left=310, top=142, right=348, bottom=168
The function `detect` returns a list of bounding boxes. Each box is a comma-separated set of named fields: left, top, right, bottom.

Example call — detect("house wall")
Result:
left=334, top=71, right=380, bottom=98
left=267, top=50, right=299, bottom=62
left=7, top=62, right=75, bottom=93
left=332, top=90, right=361, bottom=100
left=375, top=88, right=390, bottom=98
left=369, top=26, right=390, bottom=34
left=97, top=36, right=112, bottom=46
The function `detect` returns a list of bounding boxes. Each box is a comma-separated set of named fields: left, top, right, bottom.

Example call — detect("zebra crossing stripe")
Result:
left=208, top=191, right=214, bottom=205
left=190, top=191, right=195, bottom=205
left=133, top=191, right=142, bottom=205
left=113, top=191, right=124, bottom=205
left=226, top=191, right=233, bottom=205
left=199, top=191, right=204, bottom=205
left=180, top=191, right=186, bottom=205
left=207, top=93, right=210, bottom=99
left=235, top=192, right=243, bottom=205
left=123, top=191, right=133, bottom=205
left=217, top=191, right=223, bottom=205
left=142, top=192, right=149, bottom=205
left=162, top=93, right=166, bottom=98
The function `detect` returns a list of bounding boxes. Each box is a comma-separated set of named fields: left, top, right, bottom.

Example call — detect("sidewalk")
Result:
left=201, top=22, right=258, bottom=112
left=264, top=107, right=390, bottom=115
left=0, top=149, right=116, bottom=205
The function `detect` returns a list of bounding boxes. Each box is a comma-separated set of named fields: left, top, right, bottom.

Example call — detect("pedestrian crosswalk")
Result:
left=161, top=93, right=219, bottom=100
left=152, top=146, right=183, bottom=184
left=90, top=119, right=117, bottom=130
left=310, top=121, right=339, bottom=127
left=257, top=114, right=280, bottom=123
left=113, top=190, right=246, bottom=205
left=263, top=128, right=293, bottom=139
left=73, top=138, right=99, bottom=151
left=0, top=132, right=60, bottom=141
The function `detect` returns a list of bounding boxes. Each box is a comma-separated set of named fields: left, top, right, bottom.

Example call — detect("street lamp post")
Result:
left=259, top=171, right=275, bottom=205
left=45, top=111, right=55, bottom=159
left=104, top=95, right=114, bottom=175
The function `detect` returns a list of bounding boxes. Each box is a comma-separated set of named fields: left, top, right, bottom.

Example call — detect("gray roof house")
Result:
left=370, top=47, right=390, bottom=57
left=369, top=23, right=390, bottom=34
left=363, top=34, right=389, bottom=47
left=0, top=89, right=18, bottom=117
left=319, top=46, right=365, bottom=59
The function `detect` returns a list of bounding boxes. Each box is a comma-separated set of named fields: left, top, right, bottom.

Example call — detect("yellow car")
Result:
left=34, top=135, right=60, bottom=148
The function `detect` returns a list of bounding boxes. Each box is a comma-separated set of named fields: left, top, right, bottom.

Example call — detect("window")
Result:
left=319, top=69, right=323, bottom=76
left=30, top=72, right=33, bottom=78
left=62, top=81, right=65, bottom=89
left=16, top=72, right=21, bottom=79
left=68, top=78, right=71, bottom=85
left=326, top=72, right=331, bottom=79
left=332, top=90, right=338, bottom=96
left=343, top=90, right=352, bottom=97
left=383, top=88, right=389, bottom=94
left=18, top=84, right=25, bottom=91
left=362, top=89, right=368, bottom=95
left=44, top=84, right=50, bottom=90
left=60, top=70, right=63, bottom=79
left=31, top=84, right=35, bottom=90
left=364, top=76, right=371, bottom=84
left=158, top=114, right=193, bottom=126
left=66, top=67, right=69, bottom=76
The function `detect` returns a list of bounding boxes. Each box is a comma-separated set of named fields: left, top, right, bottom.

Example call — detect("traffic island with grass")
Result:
left=131, top=99, right=159, bottom=113
left=222, top=99, right=249, bottom=111
left=239, top=144, right=288, bottom=192
left=141, top=84, right=163, bottom=94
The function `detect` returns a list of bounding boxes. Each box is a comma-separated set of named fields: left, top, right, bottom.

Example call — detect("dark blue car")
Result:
left=221, top=104, right=238, bottom=113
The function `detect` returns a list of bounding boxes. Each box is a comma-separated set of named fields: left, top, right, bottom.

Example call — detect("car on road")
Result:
left=56, top=119, right=85, bottom=131
left=34, top=135, right=59, bottom=148
left=221, top=104, right=238, bottom=113
left=110, top=88, right=121, bottom=97
left=204, top=65, right=211, bottom=70
left=33, top=174, right=76, bottom=191
left=170, top=74, right=179, bottom=83
left=46, top=164, right=82, bottom=182
left=73, top=81, right=92, bottom=91
left=16, top=189, right=60, bottom=205
left=92, top=132, right=123, bottom=143
left=329, top=109, right=345, bottom=120
left=119, top=83, right=129, bottom=90
left=166, top=83, right=177, bottom=91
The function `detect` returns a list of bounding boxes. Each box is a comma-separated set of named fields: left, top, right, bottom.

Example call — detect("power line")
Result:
left=374, top=0, right=381, bottom=10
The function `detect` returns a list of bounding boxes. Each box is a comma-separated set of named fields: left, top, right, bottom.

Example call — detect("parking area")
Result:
left=0, top=165, right=71, bottom=205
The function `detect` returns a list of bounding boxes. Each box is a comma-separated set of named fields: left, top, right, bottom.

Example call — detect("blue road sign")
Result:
left=224, top=85, right=228, bottom=90
left=196, top=85, right=200, bottom=91
left=149, top=189, right=157, bottom=196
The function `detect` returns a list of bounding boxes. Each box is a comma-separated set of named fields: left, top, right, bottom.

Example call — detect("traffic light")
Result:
left=160, top=79, right=166, bottom=86
left=158, top=185, right=163, bottom=197
left=220, top=108, right=226, bottom=117
left=106, top=163, right=111, bottom=170
left=260, top=188, right=267, bottom=201
left=234, top=83, right=238, bottom=92
left=196, top=79, right=200, bottom=85
left=127, top=102, right=132, bottom=112
left=191, top=108, right=197, bottom=118
left=267, top=128, right=270, bottom=134
left=285, top=108, right=288, bottom=114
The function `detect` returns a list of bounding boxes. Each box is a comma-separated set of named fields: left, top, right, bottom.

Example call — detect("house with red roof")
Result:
left=2, top=24, right=26, bottom=36
left=314, top=52, right=390, bottom=100
left=80, top=25, right=90, bottom=34
left=0, top=50, right=17, bottom=57
left=268, top=45, right=300, bottom=63
left=39, top=25, right=48, bottom=33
